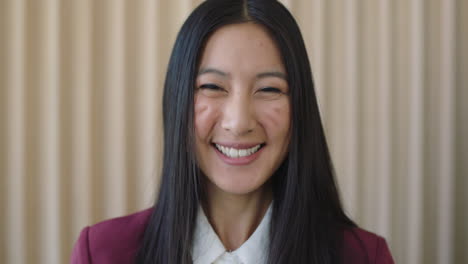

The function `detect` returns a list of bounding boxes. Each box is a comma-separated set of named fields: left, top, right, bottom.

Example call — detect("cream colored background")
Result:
left=1, top=0, right=467, bottom=263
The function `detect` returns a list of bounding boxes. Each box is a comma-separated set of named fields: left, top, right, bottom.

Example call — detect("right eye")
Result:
left=197, top=83, right=227, bottom=98
left=199, top=83, right=223, bottom=91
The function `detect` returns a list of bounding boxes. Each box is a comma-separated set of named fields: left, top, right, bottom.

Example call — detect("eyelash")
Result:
left=259, top=87, right=282, bottom=93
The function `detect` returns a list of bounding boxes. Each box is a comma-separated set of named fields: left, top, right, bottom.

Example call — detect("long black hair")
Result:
left=136, top=0, right=356, bottom=263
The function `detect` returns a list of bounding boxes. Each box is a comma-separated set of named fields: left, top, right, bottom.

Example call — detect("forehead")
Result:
left=198, top=23, right=285, bottom=75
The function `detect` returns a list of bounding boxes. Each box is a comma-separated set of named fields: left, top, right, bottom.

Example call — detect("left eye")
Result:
left=258, top=87, right=282, bottom=93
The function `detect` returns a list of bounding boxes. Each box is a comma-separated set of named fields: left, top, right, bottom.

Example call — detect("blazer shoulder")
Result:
left=342, top=227, right=395, bottom=264
left=90, top=207, right=153, bottom=241
left=70, top=208, right=154, bottom=264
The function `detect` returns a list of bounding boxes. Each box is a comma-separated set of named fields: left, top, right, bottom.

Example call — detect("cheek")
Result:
left=194, top=96, right=220, bottom=139
left=256, top=99, right=291, bottom=135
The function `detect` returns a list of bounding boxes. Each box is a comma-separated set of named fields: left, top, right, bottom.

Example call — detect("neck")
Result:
left=203, top=183, right=272, bottom=251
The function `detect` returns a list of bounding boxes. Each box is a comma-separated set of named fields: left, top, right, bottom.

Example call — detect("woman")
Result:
left=71, top=0, right=394, bottom=263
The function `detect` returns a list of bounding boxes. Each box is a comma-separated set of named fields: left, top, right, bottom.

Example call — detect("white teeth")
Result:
left=215, top=144, right=262, bottom=158
left=229, top=148, right=238, bottom=158
left=239, top=149, right=247, bottom=157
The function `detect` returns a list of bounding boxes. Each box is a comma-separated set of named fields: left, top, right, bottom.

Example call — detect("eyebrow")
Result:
left=198, top=67, right=287, bottom=81
left=256, top=71, right=287, bottom=80
left=198, top=68, right=229, bottom=77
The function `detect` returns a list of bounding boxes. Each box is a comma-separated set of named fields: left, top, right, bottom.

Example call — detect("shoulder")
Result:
left=342, top=227, right=395, bottom=264
left=70, top=208, right=153, bottom=264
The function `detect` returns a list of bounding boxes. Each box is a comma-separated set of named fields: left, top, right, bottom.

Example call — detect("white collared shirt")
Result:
left=191, top=204, right=272, bottom=264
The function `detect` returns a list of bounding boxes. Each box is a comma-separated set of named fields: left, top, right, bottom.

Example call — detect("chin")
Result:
left=207, top=173, right=269, bottom=196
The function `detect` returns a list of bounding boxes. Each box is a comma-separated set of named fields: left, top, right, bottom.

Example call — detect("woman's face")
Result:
left=194, top=23, right=290, bottom=196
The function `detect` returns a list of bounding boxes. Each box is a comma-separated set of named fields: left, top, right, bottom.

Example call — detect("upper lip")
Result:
left=213, top=142, right=264, bottom=149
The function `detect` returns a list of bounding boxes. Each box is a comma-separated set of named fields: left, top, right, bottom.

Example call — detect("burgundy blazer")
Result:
left=71, top=208, right=394, bottom=264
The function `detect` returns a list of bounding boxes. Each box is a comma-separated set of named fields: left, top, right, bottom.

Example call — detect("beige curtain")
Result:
left=1, top=0, right=466, bottom=263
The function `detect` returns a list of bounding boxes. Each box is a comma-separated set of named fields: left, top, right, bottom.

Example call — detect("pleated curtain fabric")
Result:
left=0, top=0, right=467, bottom=263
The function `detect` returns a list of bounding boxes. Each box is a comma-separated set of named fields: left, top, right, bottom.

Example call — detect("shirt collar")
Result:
left=192, top=203, right=272, bottom=264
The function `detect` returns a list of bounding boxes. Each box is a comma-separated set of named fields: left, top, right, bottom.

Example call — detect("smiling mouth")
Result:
left=213, top=143, right=265, bottom=158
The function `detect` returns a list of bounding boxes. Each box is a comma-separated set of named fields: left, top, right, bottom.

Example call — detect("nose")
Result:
left=221, top=93, right=256, bottom=136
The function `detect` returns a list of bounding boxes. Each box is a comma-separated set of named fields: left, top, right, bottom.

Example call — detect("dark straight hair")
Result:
left=136, top=0, right=356, bottom=263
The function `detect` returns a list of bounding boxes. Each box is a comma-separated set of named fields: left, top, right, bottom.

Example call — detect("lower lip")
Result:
left=213, top=145, right=264, bottom=165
